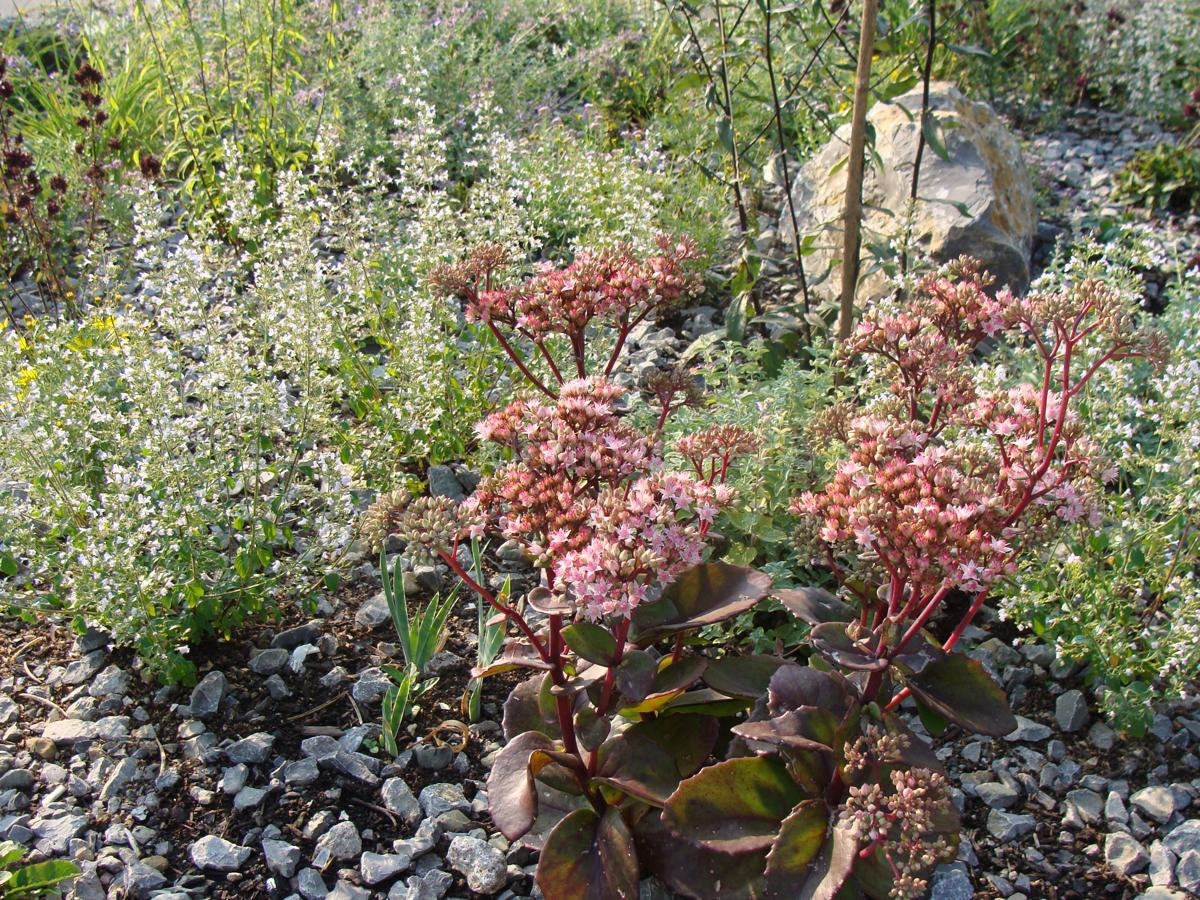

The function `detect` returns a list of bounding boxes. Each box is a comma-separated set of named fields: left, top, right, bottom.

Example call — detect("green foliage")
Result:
left=1000, top=229, right=1200, bottom=733
left=381, top=550, right=457, bottom=675
left=380, top=664, right=437, bottom=756
left=0, top=840, right=79, bottom=898
left=1114, top=143, right=1200, bottom=214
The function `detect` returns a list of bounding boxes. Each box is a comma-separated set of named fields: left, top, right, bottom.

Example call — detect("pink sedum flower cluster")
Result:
left=468, top=378, right=747, bottom=620
left=793, top=259, right=1162, bottom=624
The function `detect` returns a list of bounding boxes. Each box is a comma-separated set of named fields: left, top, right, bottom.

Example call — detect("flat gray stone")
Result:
left=428, top=465, right=466, bottom=501
left=382, top=778, right=423, bottom=827
left=1055, top=689, right=1090, bottom=732
left=0, top=694, right=17, bottom=726
left=99, top=756, right=141, bottom=801
left=324, top=750, right=380, bottom=785
left=1164, top=820, right=1200, bottom=857
left=1107, top=831, right=1150, bottom=876
left=328, top=882, right=371, bottom=900
left=1088, top=721, right=1117, bottom=751
left=1148, top=841, right=1177, bottom=887
left=313, top=820, right=361, bottom=867
left=264, top=674, right=290, bottom=700
left=1178, top=849, right=1200, bottom=895
left=1106, top=791, right=1130, bottom=825
left=122, top=861, right=168, bottom=898
left=272, top=621, right=322, bottom=650
left=355, top=592, right=392, bottom=628
left=929, top=863, right=973, bottom=900
left=361, top=851, right=412, bottom=885
left=248, top=648, right=289, bottom=676
left=418, top=783, right=470, bottom=818
left=1065, top=789, right=1104, bottom=828
left=1004, top=716, right=1052, bottom=742
left=976, top=781, right=1020, bottom=810
left=263, top=838, right=301, bottom=877
left=190, top=834, right=252, bottom=872
left=225, top=731, right=275, bottom=765
left=233, top=785, right=268, bottom=812
left=189, top=671, right=226, bottom=719
left=31, top=814, right=87, bottom=853
left=41, top=719, right=99, bottom=745
left=1133, top=786, right=1183, bottom=824
left=446, top=834, right=507, bottom=894
left=0, top=769, right=33, bottom=792
left=298, top=867, right=328, bottom=900
left=281, top=756, right=320, bottom=786
left=986, top=810, right=1036, bottom=843
left=352, top=667, right=392, bottom=704
left=88, top=665, right=131, bottom=698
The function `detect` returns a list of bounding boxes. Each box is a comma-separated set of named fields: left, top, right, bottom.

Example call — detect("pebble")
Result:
left=248, top=648, right=289, bottom=676
left=1132, top=786, right=1184, bottom=824
left=1055, top=689, right=1090, bottom=733
left=226, top=731, right=276, bottom=765
left=190, top=834, right=252, bottom=872
left=986, top=810, right=1036, bottom=843
left=447, top=834, right=508, bottom=894
left=382, top=778, right=423, bottom=826
left=1005, top=716, right=1052, bottom=743
left=188, top=671, right=227, bottom=719
left=355, top=592, right=393, bottom=628
left=1107, top=831, right=1151, bottom=875
left=361, top=850, right=412, bottom=884
left=418, top=783, right=470, bottom=819
left=271, top=621, right=322, bottom=650
left=263, top=838, right=301, bottom=878
left=313, top=820, right=362, bottom=867
left=1178, top=848, right=1200, bottom=894
left=297, top=867, right=328, bottom=900
left=41, top=719, right=99, bottom=745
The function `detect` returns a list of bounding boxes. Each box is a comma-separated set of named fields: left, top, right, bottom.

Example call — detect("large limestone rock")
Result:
left=780, top=83, right=1036, bottom=303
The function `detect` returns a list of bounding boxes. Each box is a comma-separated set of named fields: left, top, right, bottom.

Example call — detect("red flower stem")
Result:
left=487, top=322, right=556, bottom=398
left=440, top=550, right=549, bottom=662
left=545, top=614, right=581, bottom=759
left=894, top=583, right=952, bottom=654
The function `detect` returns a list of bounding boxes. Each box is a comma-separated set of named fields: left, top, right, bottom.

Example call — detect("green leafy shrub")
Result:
left=1114, top=142, right=1200, bottom=214
left=999, top=230, right=1200, bottom=733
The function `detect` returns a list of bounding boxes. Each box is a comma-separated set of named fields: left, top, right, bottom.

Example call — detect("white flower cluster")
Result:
left=0, top=136, right=462, bottom=679
left=1077, top=0, right=1200, bottom=121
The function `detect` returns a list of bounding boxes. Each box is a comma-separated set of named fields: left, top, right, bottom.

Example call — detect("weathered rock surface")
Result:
left=780, top=82, right=1036, bottom=303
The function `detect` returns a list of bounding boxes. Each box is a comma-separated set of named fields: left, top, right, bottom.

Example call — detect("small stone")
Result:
left=263, top=838, right=301, bottom=878
left=189, top=671, right=227, bottom=719
left=418, top=783, right=470, bottom=818
left=313, top=821, right=361, bottom=867
left=361, top=851, right=412, bottom=884
left=1164, top=820, right=1200, bottom=857
left=414, top=744, right=454, bottom=771
left=0, top=694, right=17, bottom=726
left=190, top=834, right=252, bottom=872
left=1046, top=739, right=1067, bottom=762
left=282, top=756, right=320, bottom=786
left=271, top=621, right=322, bottom=650
left=264, top=674, right=290, bottom=700
left=1088, top=721, right=1117, bottom=751
left=1148, top=841, right=1177, bottom=887
left=0, top=769, right=34, bottom=792
left=88, top=665, right=131, bottom=698
left=226, top=732, right=276, bottom=765
left=122, top=861, right=169, bottom=898
left=1133, top=786, right=1183, bottom=824
left=1106, top=791, right=1130, bottom=825
left=352, top=667, right=391, bottom=704
left=248, top=648, right=289, bottom=676
left=976, top=781, right=1021, bottom=810
left=1065, top=789, right=1104, bottom=827
left=382, top=778, right=423, bottom=826
left=25, top=737, right=56, bottom=759
left=356, top=592, right=392, bottom=628
left=1107, top=832, right=1150, bottom=876
left=41, top=719, right=99, bottom=745
left=298, top=867, right=328, bottom=900
left=77, top=626, right=112, bottom=653
left=428, top=465, right=466, bottom=501
left=986, top=810, right=1036, bottom=843
left=31, top=814, right=88, bottom=853
left=1178, top=849, right=1200, bottom=894
left=99, top=757, right=140, bottom=801
left=1055, top=690, right=1090, bottom=733
left=324, top=750, right=381, bottom=785
left=447, top=834, right=508, bottom=894
left=1005, top=716, right=1052, bottom=743
left=929, top=863, right=974, bottom=900
left=233, top=785, right=268, bottom=812
left=328, top=883, right=371, bottom=900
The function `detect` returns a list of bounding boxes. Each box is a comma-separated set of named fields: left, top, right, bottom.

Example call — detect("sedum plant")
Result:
left=364, top=250, right=1159, bottom=899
